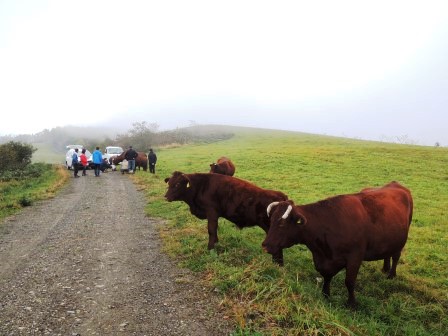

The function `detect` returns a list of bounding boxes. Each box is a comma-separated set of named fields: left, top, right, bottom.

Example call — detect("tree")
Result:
left=0, top=141, right=36, bottom=172
left=116, top=121, right=160, bottom=152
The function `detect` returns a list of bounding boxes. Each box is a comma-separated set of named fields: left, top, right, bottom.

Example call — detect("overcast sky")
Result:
left=1, top=0, right=447, bottom=145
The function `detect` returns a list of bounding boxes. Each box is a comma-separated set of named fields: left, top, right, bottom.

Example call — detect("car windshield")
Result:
left=107, top=147, right=123, bottom=154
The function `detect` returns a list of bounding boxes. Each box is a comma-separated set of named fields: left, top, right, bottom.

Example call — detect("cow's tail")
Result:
left=408, top=194, right=414, bottom=227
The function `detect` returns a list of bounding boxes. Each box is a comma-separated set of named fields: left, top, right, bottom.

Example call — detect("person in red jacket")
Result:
left=80, top=148, right=88, bottom=176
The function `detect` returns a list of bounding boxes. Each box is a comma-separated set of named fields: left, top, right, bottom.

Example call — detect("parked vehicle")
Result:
left=103, top=146, right=124, bottom=163
left=66, top=145, right=83, bottom=150
left=65, top=146, right=94, bottom=170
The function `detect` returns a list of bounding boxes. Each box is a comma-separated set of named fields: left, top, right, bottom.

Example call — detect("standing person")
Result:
left=125, top=146, right=138, bottom=174
left=92, top=146, right=103, bottom=177
left=80, top=148, right=88, bottom=176
left=148, top=148, right=157, bottom=174
left=72, top=148, right=80, bottom=178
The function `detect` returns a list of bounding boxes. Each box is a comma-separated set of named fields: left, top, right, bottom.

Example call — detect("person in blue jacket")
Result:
left=92, top=146, right=103, bottom=177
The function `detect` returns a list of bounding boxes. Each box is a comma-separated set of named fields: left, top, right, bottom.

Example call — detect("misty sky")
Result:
left=1, top=1, right=447, bottom=146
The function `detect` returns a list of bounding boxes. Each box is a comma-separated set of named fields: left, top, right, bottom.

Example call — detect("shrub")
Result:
left=0, top=141, right=36, bottom=172
left=0, top=162, right=46, bottom=182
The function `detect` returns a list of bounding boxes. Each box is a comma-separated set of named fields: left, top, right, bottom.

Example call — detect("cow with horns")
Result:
left=262, top=181, right=413, bottom=307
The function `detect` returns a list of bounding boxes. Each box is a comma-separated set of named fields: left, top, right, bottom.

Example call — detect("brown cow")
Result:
left=209, top=156, right=235, bottom=176
left=262, top=181, right=413, bottom=307
left=164, top=171, right=288, bottom=264
left=113, top=150, right=148, bottom=171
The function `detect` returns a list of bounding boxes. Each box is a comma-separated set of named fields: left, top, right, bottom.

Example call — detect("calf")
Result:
left=165, top=171, right=288, bottom=264
left=209, top=156, right=236, bottom=176
left=262, top=181, right=413, bottom=307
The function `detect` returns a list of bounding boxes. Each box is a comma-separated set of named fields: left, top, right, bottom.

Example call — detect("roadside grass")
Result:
left=0, top=164, right=69, bottom=221
left=132, top=128, right=448, bottom=335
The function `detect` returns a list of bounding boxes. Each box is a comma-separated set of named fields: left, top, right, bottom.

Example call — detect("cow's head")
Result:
left=209, top=163, right=218, bottom=173
left=164, top=171, right=191, bottom=202
left=262, top=200, right=306, bottom=255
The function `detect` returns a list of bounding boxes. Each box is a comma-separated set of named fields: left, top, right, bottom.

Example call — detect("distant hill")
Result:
left=0, top=125, right=121, bottom=152
left=9, top=123, right=420, bottom=165
left=31, top=143, right=64, bottom=164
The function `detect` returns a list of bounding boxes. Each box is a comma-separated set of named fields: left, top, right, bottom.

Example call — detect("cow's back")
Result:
left=297, top=184, right=412, bottom=261
left=211, top=157, right=235, bottom=176
left=358, top=185, right=412, bottom=260
left=187, top=173, right=286, bottom=228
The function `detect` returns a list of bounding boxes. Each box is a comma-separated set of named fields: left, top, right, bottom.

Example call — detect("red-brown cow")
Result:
left=113, top=151, right=148, bottom=171
left=164, top=171, right=288, bottom=264
left=209, top=157, right=235, bottom=176
left=262, top=181, right=413, bottom=307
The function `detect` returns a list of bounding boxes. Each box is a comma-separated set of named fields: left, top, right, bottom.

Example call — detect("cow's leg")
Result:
left=345, top=260, right=362, bottom=308
left=207, top=214, right=219, bottom=250
left=322, top=275, right=333, bottom=298
left=387, top=251, right=401, bottom=279
left=382, top=257, right=391, bottom=273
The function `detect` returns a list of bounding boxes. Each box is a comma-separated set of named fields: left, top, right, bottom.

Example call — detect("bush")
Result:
left=0, top=141, right=36, bottom=172
left=0, top=162, right=46, bottom=182
left=0, top=141, right=39, bottom=181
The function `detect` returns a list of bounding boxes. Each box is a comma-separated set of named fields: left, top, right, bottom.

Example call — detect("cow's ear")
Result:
left=295, top=212, right=307, bottom=226
left=182, top=174, right=191, bottom=188
left=164, top=177, right=170, bottom=183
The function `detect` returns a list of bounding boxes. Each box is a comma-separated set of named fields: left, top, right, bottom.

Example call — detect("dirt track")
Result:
left=0, top=171, right=232, bottom=335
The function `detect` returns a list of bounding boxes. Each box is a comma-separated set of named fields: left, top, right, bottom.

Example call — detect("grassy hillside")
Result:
left=32, top=143, right=65, bottom=164
left=132, top=127, right=447, bottom=335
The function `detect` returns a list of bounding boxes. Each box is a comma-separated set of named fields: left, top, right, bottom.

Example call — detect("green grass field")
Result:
left=132, top=127, right=447, bottom=335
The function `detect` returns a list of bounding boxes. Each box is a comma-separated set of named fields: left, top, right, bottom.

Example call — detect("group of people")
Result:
left=72, top=146, right=157, bottom=177
left=72, top=147, right=103, bottom=178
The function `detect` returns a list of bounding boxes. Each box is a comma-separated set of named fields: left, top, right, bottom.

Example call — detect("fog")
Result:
left=1, top=1, right=447, bottom=146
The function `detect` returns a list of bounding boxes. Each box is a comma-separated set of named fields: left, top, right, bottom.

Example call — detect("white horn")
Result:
left=282, top=205, right=293, bottom=219
left=266, top=201, right=279, bottom=217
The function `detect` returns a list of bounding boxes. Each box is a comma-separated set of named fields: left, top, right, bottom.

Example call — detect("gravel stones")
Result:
left=0, top=172, right=232, bottom=335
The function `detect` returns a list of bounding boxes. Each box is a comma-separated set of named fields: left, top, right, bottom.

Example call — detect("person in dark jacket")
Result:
left=100, top=158, right=112, bottom=172
left=125, top=146, right=138, bottom=173
left=72, top=148, right=80, bottom=178
left=148, top=148, right=157, bottom=174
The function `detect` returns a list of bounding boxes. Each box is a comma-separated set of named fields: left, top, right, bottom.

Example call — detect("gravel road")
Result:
left=0, top=171, right=232, bottom=335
